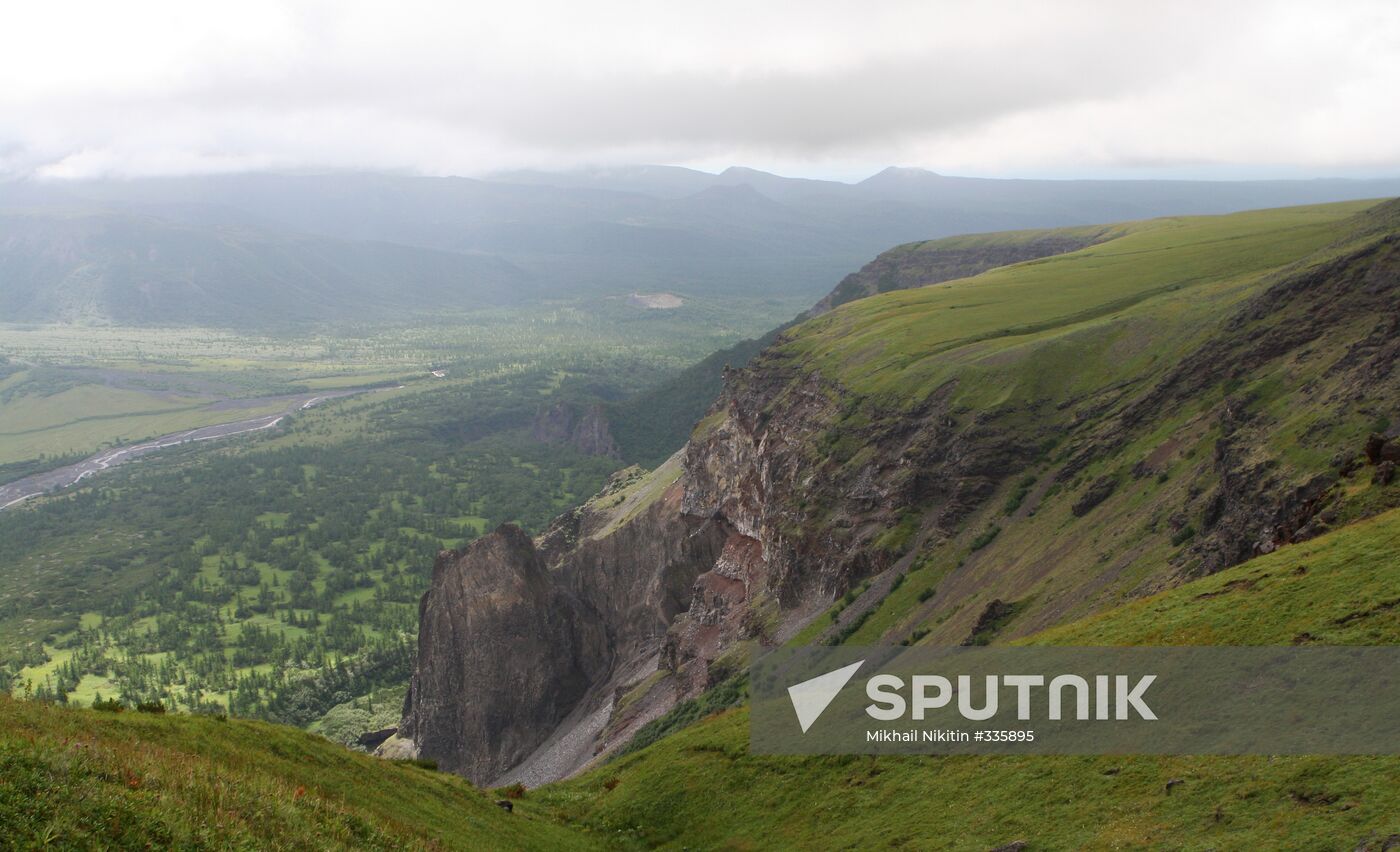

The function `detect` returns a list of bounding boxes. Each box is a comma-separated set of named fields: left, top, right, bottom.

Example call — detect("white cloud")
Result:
left=1, top=0, right=1397, bottom=179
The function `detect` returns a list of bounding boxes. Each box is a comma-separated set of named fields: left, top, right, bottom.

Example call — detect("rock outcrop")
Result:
left=395, top=459, right=729, bottom=784
left=395, top=525, right=608, bottom=783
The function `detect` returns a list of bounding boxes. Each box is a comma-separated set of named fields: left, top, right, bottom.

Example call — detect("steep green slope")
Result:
left=536, top=508, right=1400, bottom=850
left=720, top=198, right=1400, bottom=654
left=0, top=695, right=595, bottom=850
left=806, top=223, right=1117, bottom=315
left=1023, top=506, right=1400, bottom=646
left=784, top=201, right=1374, bottom=402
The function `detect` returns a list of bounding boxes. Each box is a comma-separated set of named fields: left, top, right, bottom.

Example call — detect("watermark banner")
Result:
left=750, top=646, right=1400, bottom=755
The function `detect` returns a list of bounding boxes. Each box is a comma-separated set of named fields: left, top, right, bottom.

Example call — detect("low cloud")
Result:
left=2, top=0, right=1397, bottom=179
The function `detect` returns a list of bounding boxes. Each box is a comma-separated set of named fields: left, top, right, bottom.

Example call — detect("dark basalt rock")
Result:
left=398, top=479, right=729, bottom=784
left=355, top=727, right=397, bottom=749
left=397, top=525, right=608, bottom=784
left=1072, top=476, right=1118, bottom=517
left=1365, top=433, right=1389, bottom=464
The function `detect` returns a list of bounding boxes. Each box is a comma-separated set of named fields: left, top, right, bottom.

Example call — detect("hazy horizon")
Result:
left=7, top=162, right=1400, bottom=188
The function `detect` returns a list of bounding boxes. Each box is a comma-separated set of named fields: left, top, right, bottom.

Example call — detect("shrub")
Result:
left=393, top=758, right=438, bottom=771
left=1171, top=525, right=1197, bottom=547
left=825, top=610, right=872, bottom=646
left=1003, top=474, right=1038, bottom=515
left=970, top=526, right=1001, bottom=551
left=917, top=587, right=936, bottom=603
left=614, top=674, right=749, bottom=759
left=91, top=696, right=124, bottom=713
left=136, top=700, right=167, bottom=714
left=900, top=628, right=931, bottom=646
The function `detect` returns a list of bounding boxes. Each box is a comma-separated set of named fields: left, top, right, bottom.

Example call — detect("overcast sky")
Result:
left=2, top=0, right=1398, bottom=181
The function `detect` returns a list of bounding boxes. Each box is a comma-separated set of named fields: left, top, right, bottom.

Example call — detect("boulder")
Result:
left=1072, top=476, right=1118, bottom=517
left=356, top=727, right=397, bottom=750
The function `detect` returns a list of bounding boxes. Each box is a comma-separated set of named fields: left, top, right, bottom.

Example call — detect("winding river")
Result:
left=0, top=385, right=398, bottom=511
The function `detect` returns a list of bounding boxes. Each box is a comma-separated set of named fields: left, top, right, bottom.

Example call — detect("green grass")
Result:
left=0, top=695, right=597, bottom=850
left=782, top=201, right=1375, bottom=406
left=742, top=198, right=1400, bottom=652
left=534, top=508, right=1400, bottom=850
left=0, top=382, right=287, bottom=464
left=51, top=488, right=1375, bottom=851
left=1022, top=507, right=1400, bottom=646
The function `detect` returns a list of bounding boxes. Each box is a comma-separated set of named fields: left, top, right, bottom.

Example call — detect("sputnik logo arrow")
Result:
left=788, top=660, right=865, bottom=733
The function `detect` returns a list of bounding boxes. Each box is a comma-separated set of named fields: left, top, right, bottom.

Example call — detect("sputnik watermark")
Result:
left=753, top=646, right=1400, bottom=755
left=863, top=672, right=1156, bottom=722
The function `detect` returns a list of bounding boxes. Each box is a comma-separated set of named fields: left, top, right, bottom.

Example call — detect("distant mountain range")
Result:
left=0, top=210, right=529, bottom=326
left=2, top=167, right=1399, bottom=326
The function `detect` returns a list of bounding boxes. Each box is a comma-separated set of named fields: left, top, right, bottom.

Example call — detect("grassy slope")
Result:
left=535, top=508, right=1400, bottom=851
left=784, top=203, right=1370, bottom=401
left=1023, top=508, right=1400, bottom=647
left=762, top=199, right=1400, bottom=650
left=0, top=695, right=595, bottom=850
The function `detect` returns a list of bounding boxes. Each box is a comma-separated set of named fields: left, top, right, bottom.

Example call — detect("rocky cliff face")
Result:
left=395, top=526, right=607, bottom=783
left=396, top=201, right=1400, bottom=786
left=395, top=461, right=730, bottom=784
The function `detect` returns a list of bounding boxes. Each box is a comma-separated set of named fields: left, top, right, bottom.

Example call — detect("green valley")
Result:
left=0, top=294, right=800, bottom=727
left=4, top=197, right=1399, bottom=850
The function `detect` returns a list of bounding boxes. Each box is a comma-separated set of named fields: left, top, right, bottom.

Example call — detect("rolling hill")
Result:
left=0, top=695, right=591, bottom=850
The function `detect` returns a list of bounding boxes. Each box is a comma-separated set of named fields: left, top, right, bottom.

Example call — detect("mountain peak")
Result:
left=861, top=165, right=944, bottom=183
left=717, top=165, right=779, bottom=179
